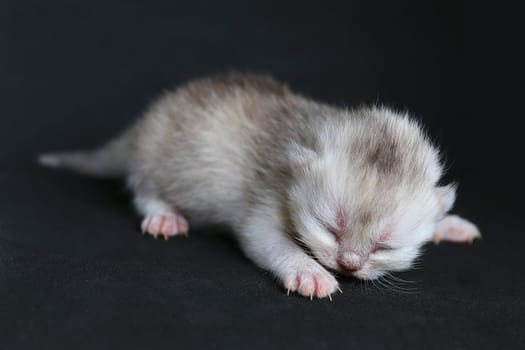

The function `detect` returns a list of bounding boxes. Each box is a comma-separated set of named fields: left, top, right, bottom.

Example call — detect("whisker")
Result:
left=381, top=274, right=419, bottom=294
left=384, top=278, right=415, bottom=293
left=372, top=277, right=391, bottom=293
left=369, top=278, right=377, bottom=291
left=385, top=272, right=418, bottom=285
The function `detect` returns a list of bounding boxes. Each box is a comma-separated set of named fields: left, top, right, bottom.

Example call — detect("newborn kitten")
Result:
left=39, top=73, right=480, bottom=299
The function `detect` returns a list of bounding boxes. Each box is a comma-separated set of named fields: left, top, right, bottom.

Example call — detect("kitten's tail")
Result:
left=37, top=124, right=139, bottom=178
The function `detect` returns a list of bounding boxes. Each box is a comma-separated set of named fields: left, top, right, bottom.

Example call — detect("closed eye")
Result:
left=372, top=245, right=394, bottom=254
left=327, top=227, right=341, bottom=241
left=314, top=217, right=341, bottom=241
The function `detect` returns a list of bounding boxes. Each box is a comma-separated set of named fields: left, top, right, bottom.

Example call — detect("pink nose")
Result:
left=337, top=252, right=366, bottom=272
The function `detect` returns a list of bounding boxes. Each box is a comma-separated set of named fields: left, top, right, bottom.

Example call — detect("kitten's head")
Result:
left=287, top=107, right=455, bottom=280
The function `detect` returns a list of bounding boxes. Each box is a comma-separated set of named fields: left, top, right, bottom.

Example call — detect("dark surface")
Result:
left=1, top=1, right=523, bottom=349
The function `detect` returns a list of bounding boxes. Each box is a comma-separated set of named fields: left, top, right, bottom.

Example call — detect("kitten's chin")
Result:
left=352, top=268, right=386, bottom=281
left=322, top=262, right=386, bottom=280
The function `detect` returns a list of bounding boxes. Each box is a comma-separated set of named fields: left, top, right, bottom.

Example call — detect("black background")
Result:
left=1, top=1, right=523, bottom=349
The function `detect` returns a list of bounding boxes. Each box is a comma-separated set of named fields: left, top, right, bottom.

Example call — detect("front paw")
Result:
left=433, top=215, right=481, bottom=244
left=282, top=263, right=340, bottom=300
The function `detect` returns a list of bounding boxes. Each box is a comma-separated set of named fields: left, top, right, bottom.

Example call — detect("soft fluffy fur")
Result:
left=39, top=73, right=480, bottom=299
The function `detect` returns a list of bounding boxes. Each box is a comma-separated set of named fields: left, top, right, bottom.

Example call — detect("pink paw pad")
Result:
left=141, top=213, right=189, bottom=240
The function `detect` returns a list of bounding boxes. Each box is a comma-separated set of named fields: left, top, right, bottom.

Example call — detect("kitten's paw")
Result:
left=141, top=212, right=189, bottom=240
left=283, top=264, right=339, bottom=300
left=433, top=215, right=481, bottom=244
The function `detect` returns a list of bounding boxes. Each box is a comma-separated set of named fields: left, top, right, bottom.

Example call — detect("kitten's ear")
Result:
left=435, top=184, right=457, bottom=213
left=287, top=142, right=317, bottom=172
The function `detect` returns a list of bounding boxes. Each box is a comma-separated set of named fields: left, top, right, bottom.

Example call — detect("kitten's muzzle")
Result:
left=337, top=251, right=368, bottom=272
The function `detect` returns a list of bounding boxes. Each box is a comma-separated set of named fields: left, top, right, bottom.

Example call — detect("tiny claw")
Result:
left=163, top=235, right=169, bottom=241
left=336, top=286, right=343, bottom=294
left=286, top=288, right=290, bottom=296
left=310, top=294, right=313, bottom=301
left=328, top=294, right=333, bottom=302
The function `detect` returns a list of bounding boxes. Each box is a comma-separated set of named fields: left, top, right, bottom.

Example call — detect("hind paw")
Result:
left=141, top=212, right=189, bottom=240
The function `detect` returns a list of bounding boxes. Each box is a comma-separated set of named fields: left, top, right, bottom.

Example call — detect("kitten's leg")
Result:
left=134, top=195, right=189, bottom=240
left=433, top=215, right=481, bottom=244
left=238, top=204, right=339, bottom=299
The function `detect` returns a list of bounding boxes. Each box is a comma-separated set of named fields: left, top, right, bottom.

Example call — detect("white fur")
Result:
left=39, top=73, right=479, bottom=298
